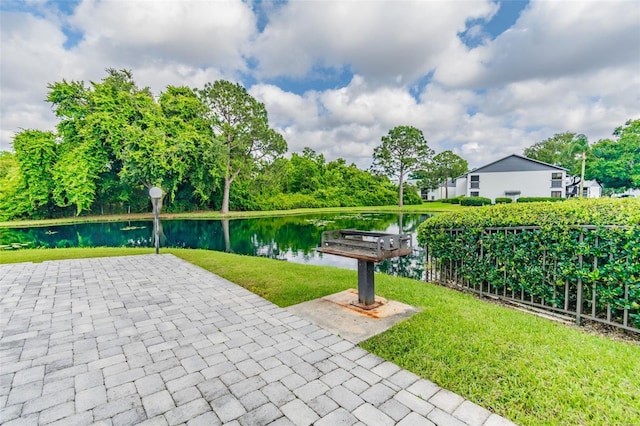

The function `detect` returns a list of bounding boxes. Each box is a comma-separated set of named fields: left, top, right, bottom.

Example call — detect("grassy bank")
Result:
left=0, top=202, right=461, bottom=228
left=2, top=248, right=638, bottom=426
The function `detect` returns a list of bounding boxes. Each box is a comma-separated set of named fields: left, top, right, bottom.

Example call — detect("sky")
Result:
left=1, top=0, right=639, bottom=169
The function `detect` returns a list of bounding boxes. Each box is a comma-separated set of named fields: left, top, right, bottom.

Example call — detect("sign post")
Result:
left=149, top=187, right=163, bottom=254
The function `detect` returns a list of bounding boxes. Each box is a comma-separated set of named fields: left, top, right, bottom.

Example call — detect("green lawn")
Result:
left=0, top=202, right=462, bottom=228
left=2, top=248, right=638, bottom=426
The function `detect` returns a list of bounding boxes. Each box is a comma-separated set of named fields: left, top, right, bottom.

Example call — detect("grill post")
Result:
left=357, top=259, right=375, bottom=306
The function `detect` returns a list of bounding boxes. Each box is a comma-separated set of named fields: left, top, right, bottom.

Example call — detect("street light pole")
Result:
left=149, top=187, right=163, bottom=254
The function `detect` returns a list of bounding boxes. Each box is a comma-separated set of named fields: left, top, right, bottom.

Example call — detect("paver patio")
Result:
left=0, top=254, right=517, bottom=425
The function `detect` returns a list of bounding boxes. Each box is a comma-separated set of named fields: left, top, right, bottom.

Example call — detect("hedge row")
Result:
left=494, top=197, right=512, bottom=204
left=421, top=198, right=640, bottom=229
left=516, top=197, right=565, bottom=203
left=440, top=196, right=464, bottom=204
left=418, top=198, right=640, bottom=330
left=440, top=196, right=566, bottom=205
left=459, top=196, right=491, bottom=206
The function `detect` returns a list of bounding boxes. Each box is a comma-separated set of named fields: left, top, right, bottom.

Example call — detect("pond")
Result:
left=0, top=213, right=432, bottom=280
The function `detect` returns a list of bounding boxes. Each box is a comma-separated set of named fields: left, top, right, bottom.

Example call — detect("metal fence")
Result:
left=424, top=225, right=639, bottom=334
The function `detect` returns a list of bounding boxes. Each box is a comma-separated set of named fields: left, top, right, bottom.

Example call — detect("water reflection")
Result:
left=1, top=213, right=432, bottom=279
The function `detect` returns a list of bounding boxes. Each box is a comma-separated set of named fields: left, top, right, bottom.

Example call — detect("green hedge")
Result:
left=418, top=198, right=640, bottom=329
left=516, top=197, right=565, bottom=203
left=494, top=197, right=512, bottom=204
left=460, top=196, right=491, bottom=206
left=441, top=196, right=464, bottom=204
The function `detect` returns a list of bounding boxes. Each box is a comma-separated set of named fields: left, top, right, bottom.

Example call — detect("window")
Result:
left=551, top=191, right=562, bottom=198
left=551, top=180, right=563, bottom=188
left=471, top=191, right=479, bottom=197
left=470, top=175, right=479, bottom=189
left=551, top=172, right=563, bottom=188
left=552, top=172, right=563, bottom=179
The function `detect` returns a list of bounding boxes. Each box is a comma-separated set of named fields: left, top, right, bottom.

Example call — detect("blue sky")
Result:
left=1, top=0, right=638, bottom=169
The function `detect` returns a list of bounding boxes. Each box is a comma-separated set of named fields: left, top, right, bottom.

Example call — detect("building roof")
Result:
left=468, top=154, right=566, bottom=174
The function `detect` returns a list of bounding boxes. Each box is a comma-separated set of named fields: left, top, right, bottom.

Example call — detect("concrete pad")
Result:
left=286, top=289, right=421, bottom=343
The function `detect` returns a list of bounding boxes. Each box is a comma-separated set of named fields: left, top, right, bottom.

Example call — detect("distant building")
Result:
left=567, top=179, right=602, bottom=198
left=423, top=178, right=457, bottom=201
left=425, top=154, right=567, bottom=201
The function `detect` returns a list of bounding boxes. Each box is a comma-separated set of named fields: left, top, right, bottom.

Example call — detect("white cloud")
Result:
left=436, top=0, right=640, bottom=87
left=69, top=0, right=256, bottom=70
left=249, top=84, right=320, bottom=128
left=0, top=12, right=74, bottom=150
left=252, top=0, right=498, bottom=84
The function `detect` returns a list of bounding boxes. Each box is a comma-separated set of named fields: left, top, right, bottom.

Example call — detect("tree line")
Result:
left=0, top=69, right=425, bottom=220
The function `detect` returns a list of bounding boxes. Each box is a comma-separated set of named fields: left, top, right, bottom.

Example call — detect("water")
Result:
left=0, top=213, right=432, bottom=280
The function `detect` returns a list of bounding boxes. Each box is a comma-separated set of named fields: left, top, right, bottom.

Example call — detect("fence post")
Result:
left=576, top=231, right=584, bottom=326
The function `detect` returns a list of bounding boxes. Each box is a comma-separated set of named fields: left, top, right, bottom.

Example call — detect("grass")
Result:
left=2, top=248, right=638, bottom=426
left=0, top=202, right=463, bottom=228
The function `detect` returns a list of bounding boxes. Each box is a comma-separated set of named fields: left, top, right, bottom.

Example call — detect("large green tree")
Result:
left=587, top=119, right=640, bottom=190
left=46, top=70, right=215, bottom=213
left=371, top=126, right=434, bottom=207
left=524, top=131, right=592, bottom=196
left=198, top=80, right=287, bottom=213
left=286, top=148, right=326, bottom=194
left=159, top=86, right=219, bottom=206
left=524, top=132, right=580, bottom=172
left=12, top=130, right=58, bottom=217
left=47, top=69, right=142, bottom=213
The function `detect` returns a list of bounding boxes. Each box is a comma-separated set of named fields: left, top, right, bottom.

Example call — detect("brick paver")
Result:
left=0, top=254, right=518, bottom=425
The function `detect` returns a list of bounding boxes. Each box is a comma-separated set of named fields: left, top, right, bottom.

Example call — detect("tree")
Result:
left=587, top=119, right=640, bottom=190
left=47, top=70, right=213, bottom=213
left=286, top=148, right=325, bottom=194
left=12, top=130, right=58, bottom=217
left=524, top=132, right=578, bottom=172
left=52, top=148, right=96, bottom=215
left=371, top=126, right=434, bottom=207
left=47, top=69, right=138, bottom=212
left=159, top=86, right=219, bottom=206
left=198, top=80, right=287, bottom=213
left=0, top=151, right=16, bottom=181
left=0, top=151, right=29, bottom=220
left=414, top=150, right=467, bottom=199
left=524, top=131, right=591, bottom=197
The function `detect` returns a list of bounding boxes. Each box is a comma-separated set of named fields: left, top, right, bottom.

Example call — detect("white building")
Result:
left=567, top=179, right=602, bottom=198
left=429, top=154, right=568, bottom=202
left=423, top=178, right=457, bottom=201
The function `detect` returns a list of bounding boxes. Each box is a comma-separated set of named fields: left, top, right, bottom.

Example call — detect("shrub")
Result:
left=441, top=196, right=464, bottom=204
left=460, top=196, right=491, bottom=206
left=516, top=197, right=565, bottom=203
left=402, top=183, right=423, bottom=205
left=494, top=197, right=512, bottom=204
left=418, top=198, right=640, bottom=330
